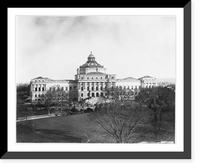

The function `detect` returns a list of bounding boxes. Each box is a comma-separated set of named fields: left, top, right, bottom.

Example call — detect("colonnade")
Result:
left=78, top=82, right=107, bottom=92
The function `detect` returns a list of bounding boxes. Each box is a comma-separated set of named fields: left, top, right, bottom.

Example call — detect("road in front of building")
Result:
left=16, top=114, right=55, bottom=122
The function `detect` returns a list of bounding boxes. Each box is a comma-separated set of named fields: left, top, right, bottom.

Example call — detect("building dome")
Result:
left=80, top=52, right=104, bottom=68
left=88, top=51, right=95, bottom=58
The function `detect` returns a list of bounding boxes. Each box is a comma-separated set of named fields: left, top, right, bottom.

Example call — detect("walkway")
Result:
left=17, top=114, right=54, bottom=122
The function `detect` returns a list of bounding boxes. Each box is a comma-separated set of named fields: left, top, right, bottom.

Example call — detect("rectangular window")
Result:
left=70, top=86, right=72, bottom=90
left=35, top=88, right=37, bottom=91
left=66, top=87, right=68, bottom=91
left=38, top=88, right=41, bottom=91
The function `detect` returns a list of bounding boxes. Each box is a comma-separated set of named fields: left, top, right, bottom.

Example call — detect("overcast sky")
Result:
left=16, top=15, right=176, bottom=83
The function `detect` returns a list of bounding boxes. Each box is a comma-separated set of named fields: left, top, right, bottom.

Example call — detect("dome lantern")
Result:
left=88, top=51, right=95, bottom=61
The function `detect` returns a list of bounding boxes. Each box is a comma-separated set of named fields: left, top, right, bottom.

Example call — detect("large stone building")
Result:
left=138, top=75, right=158, bottom=88
left=30, top=52, right=157, bottom=102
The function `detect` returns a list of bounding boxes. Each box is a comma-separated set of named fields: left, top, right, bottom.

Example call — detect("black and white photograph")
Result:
left=3, top=2, right=192, bottom=160
left=16, top=14, right=176, bottom=144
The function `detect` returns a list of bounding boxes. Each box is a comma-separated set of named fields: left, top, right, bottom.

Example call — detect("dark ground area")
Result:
left=17, top=112, right=174, bottom=143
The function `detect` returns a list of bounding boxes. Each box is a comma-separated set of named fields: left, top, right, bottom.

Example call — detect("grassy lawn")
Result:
left=17, top=111, right=175, bottom=143
left=17, top=113, right=105, bottom=143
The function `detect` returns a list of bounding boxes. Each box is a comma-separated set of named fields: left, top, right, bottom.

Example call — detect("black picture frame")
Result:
left=2, top=1, right=191, bottom=159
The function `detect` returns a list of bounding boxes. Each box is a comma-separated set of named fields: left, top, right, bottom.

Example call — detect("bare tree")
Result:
left=43, top=90, right=57, bottom=115
left=56, top=89, right=69, bottom=114
left=105, top=87, right=138, bottom=101
left=96, top=100, right=150, bottom=143
left=135, top=87, right=175, bottom=141
left=44, top=89, right=69, bottom=115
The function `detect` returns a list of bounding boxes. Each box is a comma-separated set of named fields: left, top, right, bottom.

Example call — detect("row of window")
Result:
left=80, top=82, right=107, bottom=86
left=80, top=86, right=105, bottom=91
left=35, top=94, right=44, bottom=98
left=35, top=87, right=45, bottom=91
left=49, top=86, right=76, bottom=91
left=143, top=78, right=156, bottom=81
left=81, top=76, right=105, bottom=80
left=143, top=83, right=157, bottom=85
left=34, top=86, right=77, bottom=92
left=144, top=85, right=156, bottom=88
left=81, top=92, right=104, bottom=97
left=32, top=80, right=45, bottom=83
left=116, top=86, right=139, bottom=89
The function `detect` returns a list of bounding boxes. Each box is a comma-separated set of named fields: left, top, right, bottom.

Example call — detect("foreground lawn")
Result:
left=17, top=112, right=175, bottom=143
left=17, top=113, right=104, bottom=143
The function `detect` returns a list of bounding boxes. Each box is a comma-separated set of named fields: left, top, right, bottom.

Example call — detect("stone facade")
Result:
left=116, top=77, right=141, bottom=90
left=138, top=76, right=158, bottom=88
left=30, top=77, right=78, bottom=101
left=30, top=52, right=157, bottom=102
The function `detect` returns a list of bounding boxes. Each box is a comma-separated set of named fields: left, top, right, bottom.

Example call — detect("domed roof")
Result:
left=80, top=52, right=104, bottom=68
left=80, top=61, right=103, bottom=68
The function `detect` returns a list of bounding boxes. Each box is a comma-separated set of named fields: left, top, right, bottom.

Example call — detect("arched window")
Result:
left=35, top=94, right=37, bottom=97
left=92, top=93, right=95, bottom=97
left=81, top=93, right=83, bottom=97
left=96, top=93, right=99, bottom=97
left=100, top=92, right=104, bottom=97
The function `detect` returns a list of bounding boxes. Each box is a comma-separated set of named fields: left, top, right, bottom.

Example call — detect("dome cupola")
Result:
left=88, top=51, right=95, bottom=61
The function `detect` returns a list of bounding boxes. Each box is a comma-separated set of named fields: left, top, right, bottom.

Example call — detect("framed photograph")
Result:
left=3, top=2, right=191, bottom=159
